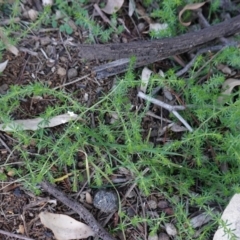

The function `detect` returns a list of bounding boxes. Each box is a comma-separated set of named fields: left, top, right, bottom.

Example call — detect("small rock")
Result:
left=148, top=235, right=158, bottom=240
left=165, top=223, right=177, bottom=236
left=158, top=232, right=169, bottom=240
left=57, top=67, right=66, bottom=76
left=40, top=36, right=51, bottom=46
left=137, top=22, right=146, bottom=32
left=0, top=84, right=8, bottom=94
left=67, top=68, right=78, bottom=79
left=162, top=207, right=174, bottom=216
left=27, top=9, right=38, bottom=21
left=158, top=200, right=168, bottom=209
left=146, top=211, right=159, bottom=218
left=126, top=206, right=135, bottom=217
left=60, top=56, right=68, bottom=63
left=147, top=200, right=157, bottom=209
left=122, top=37, right=128, bottom=43
left=93, top=189, right=118, bottom=213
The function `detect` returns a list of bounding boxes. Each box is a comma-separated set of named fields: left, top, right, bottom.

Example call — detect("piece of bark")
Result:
left=39, top=181, right=116, bottom=240
left=79, top=14, right=240, bottom=78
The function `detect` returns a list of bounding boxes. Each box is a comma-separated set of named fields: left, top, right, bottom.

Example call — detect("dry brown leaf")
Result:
left=85, top=192, right=93, bottom=204
left=217, top=64, right=232, bottom=75
left=135, top=3, right=152, bottom=24
left=0, top=112, right=79, bottom=132
left=39, top=212, right=95, bottom=240
left=0, top=60, right=8, bottom=73
left=178, top=2, right=206, bottom=26
left=140, top=67, right=152, bottom=93
left=17, top=224, right=25, bottom=234
left=218, top=78, right=240, bottom=104
left=128, top=0, right=136, bottom=16
left=101, top=0, right=124, bottom=14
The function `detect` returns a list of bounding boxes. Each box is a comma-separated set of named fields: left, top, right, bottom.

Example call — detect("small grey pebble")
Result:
left=0, top=84, right=8, bottom=94
left=158, top=200, right=168, bottom=209
left=147, top=200, right=157, bottom=209
left=122, top=37, right=128, bottom=43
left=40, top=36, right=51, bottom=46
left=93, top=190, right=118, bottom=213
left=158, top=232, right=169, bottom=240
left=67, top=68, right=78, bottom=79
left=127, top=206, right=136, bottom=217
left=165, top=223, right=177, bottom=236
left=148, top=235, right=158, bottom=240
left=137, top=22, right=146, bottom=32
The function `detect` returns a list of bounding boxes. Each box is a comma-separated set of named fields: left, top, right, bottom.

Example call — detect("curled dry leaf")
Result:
left=101, top=0, right=124, bottom=14
left=217, top=64, right=232, bottom=75
left=0, top=60, right=8, bottom=73
left=218, top=78, right=240, bottom=104
left=0, top=112, right=79, bottom=132
left=39, top=211, right=95, bottom=240
left=178, top=2, right=206, bottom=26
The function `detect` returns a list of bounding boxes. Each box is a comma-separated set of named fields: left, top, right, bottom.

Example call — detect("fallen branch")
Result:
left=79, top=14, right=240, bottom=78
left=39, top=181, right=116, bottom=240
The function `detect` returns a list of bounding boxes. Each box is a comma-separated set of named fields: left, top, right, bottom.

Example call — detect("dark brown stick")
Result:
left=79, top=14, right=240, bottom=78
left=39, top=181, right=116, bottom=240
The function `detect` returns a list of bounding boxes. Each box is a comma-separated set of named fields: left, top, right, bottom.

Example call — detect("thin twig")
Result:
left=137, top=91, right=185, bottom=111
left=59, top=31, right=72, bottom=61
left=122, top=168, right=149, bottom=201
left=197, top=10, right=229, bottom=44
left=0, top=134, right=11, bottom=153
left=146, top=111, right=173, bottom=123
left=138, top=92, right=193, bottom=132
left=53, top=74, right=90, bottom=89
left=176, top=10, right=236, bottom=77
left=175, top=43, right=236, bottom=77
left=172, top=110, right=193, bottom=132
left=19, top=47, right=38, bottom=56
left=40, top=181, right=116, bottom=240
left=93, top=4, right=117, bottom=31
left=0, top=229, right=34, bottom=240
